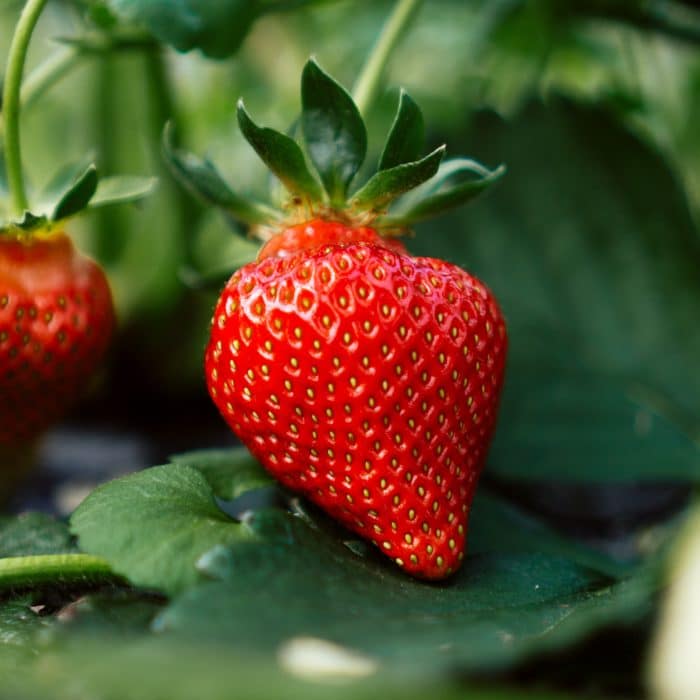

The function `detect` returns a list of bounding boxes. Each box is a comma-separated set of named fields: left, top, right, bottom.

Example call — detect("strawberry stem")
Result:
left=352, top=0, right=424, bottom=117
left=2, top=0, right=50, bottom=218
left=0, top=553, right=121, bottom=591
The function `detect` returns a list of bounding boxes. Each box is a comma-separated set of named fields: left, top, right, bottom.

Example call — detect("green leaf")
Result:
left=89, top=175, right=157, bottom=208
left=408, top=96, right=700, bottom=469
left=48, top=590, right=164, bottom=640
left=351, top=146, right=445, bottom=212
left=237, top=100, right=325, bottom=203
left=379, top=90, right=425, bottom=171
left=301, top=59, right=367, bottom=204
left=489, top=363, right=700, bottom=483
left=9, top=636, right=580, bottom=700
left=103, top=0, right=325, bottom=58
left=63, top=442, right=654, bottom=676
left=0, top=513, right=77, bottom=558
left=468, top=491, right=632, bottom=578
left=163, top=123, right=280, bottom=226
left=103, top=0, right=259, bottom=58
left=51, top=164, right=99, bottom=221
left=170, top=447, right=274, bottom=501
left=0, top=599, right=48, bottom=673
left=159, top=506, right=652, bottom=674
left=388, top=158, right=506, bottom=224
left=70, top=464, right=255, bottom=596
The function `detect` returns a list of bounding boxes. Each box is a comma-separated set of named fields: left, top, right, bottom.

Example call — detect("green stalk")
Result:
left=0, top=554, right=120, bottom=591
left=352, top=0, right=424, bottom=117
left=2, top=0, right=50, bottom=217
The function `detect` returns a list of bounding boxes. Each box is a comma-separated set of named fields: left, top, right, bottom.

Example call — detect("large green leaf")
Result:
left=0, top=513, right=76, bottom=558
left=66, top=451, right=653, bottom=676
left=467, top=491, right=632, bottom=577
left=8, top=636, right=582, bottom=700
left=70, top=464, right=256, bottom=596
left=489, top=363, right=700, bottom=482
left=159, top=507, right=652, bottom=674
left=408, top=96, right=700, bottom=482
left=0, top=599, right=48, bottom=675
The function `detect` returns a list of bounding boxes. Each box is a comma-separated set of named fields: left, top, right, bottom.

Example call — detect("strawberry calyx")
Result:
left=164, top=58, right=505, bottom=247
left=256, top=218, right=407, bottom=261
left=0, top=161, right=156, bottom=238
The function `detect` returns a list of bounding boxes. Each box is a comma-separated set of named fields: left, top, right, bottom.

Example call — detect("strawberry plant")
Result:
left=1, top=1, right=700, bottom=699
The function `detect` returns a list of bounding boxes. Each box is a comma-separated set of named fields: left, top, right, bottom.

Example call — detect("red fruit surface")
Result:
left=0, top=232, right=115, bottom=445
left=206, top=233, right=507, bottom=580
left=257, top=219, right=406, bottom=260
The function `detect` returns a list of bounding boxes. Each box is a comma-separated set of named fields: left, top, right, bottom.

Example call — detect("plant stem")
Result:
left=0, top=554, right=121, bottom=591
left=2, top=0, right=49, bottom=217
left=352, top=0, right=424, bottom=117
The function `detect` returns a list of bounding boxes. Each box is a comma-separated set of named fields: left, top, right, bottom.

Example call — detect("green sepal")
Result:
left=51, top=164, right=99, bottom=221
left=13, top=211, right=48, bottom=231
left=88, top=175, right=157, bottom=208
left=41, top=157, right=95, bottom=205
left=385, top=158, right=506, bottom=225
left=237, top=100, right=325, bottom=204
left=163, top=123, right=281, bottom=226
left=351, top=145, right=445, bottom=213
left=301, top=58, right=367, bottom=205
left=379, top=90, right=425, bottom=171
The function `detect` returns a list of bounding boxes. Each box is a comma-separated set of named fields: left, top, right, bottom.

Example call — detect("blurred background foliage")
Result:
left=2, top=0, right=700, bottom=406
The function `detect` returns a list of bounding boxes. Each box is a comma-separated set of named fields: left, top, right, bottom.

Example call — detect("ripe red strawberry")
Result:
left=0, top=0, right=150, bottom=470
left=206, top=236, right=506, bottom=579
left=0, top=232, right=115, bottom=445
left=170, top=59, right=507, bottom=579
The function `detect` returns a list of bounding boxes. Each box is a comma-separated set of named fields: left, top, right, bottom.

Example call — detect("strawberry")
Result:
left=0, top=0, right=151, bottom=484
left=167, top=60, right=507, bottom=579
left=0, top=231, right=115, bottom=445
left=206, top=238, right=506, bottom=579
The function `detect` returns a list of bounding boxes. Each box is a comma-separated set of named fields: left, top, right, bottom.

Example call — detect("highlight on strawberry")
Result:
left=165, top=59, right=507, bottom=580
